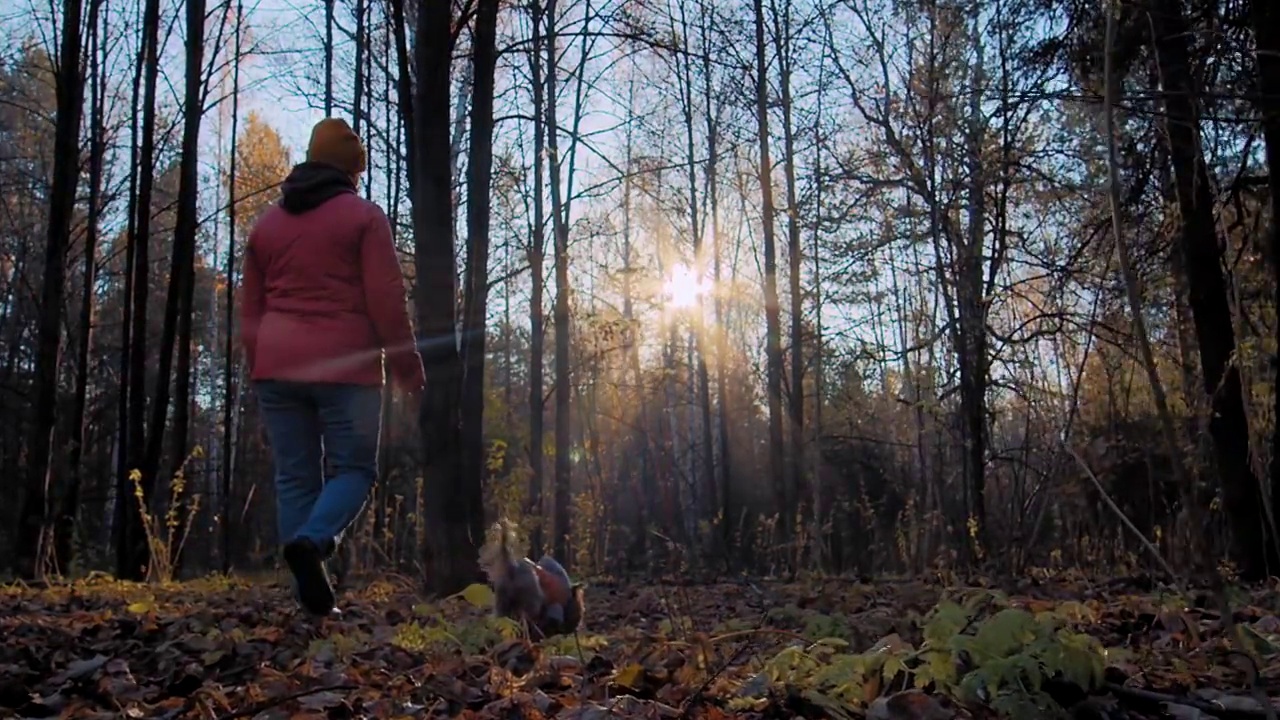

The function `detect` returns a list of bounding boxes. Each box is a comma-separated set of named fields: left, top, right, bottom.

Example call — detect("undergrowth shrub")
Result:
left=733, top=590, right=1113, bottom=720
left=131, top=447, right=204, bottom=583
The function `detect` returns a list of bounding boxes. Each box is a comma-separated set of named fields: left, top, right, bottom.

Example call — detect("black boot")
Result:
left=283, top=537, right=337, bottom=617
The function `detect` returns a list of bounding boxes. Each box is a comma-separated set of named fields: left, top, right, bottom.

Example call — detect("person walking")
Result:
left=239, top=117, right=425, bottom=616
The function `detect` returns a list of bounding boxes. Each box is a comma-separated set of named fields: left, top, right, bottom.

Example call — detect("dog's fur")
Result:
left=478, top=521, right=585, bottom=637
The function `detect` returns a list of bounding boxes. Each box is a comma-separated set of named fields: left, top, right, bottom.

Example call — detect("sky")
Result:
left=0, top=0, right=1097, bottom=408
left=222, top=0, right=329, bottom=158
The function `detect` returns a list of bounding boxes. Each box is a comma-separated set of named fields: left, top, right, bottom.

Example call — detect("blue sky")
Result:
left=0, top=0, right=1106, bottom=409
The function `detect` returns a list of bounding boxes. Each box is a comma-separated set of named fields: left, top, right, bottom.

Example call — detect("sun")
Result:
left=662, top=263, right=708, bottom=310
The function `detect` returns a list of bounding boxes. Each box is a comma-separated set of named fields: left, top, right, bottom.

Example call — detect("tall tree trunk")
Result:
left=673, top=2, right=715, bottom=526
left=113, top=19, right=139, bottom=580
left=324, top=0, right=334, bottom=115
left=1101, top=0, right=1190, bottom=563
left=221, top=0, right=244, bottom=574
left=526, top=0, right=548, bottom=560
left=544, top=0, right=573, bottom=565
left=354, top=0, right=365, bottom=136
left=117, top=0, right=163, bottom=580
left=378, top=0, right=397, bottom=502
left=167, top=0, right=207, bottom=572
left=752, top=0, right=789, bottom=552
left=1148, top=0, right=1275, bottom=579
left=768, top=0, right=806, bottom=539
left=410, top=0, right=474, bottom=595
left=363, top=2, right=373, bottom=196
left=1250, top=0, right=1280, bottom=565
left=57, top=0, right=108, bottom=572
left=619, top=68, right=652, bottom=563
left=809, top=43, right=828, bottom=569
left=141, top=0, right=206, bottom=578
left=390, top=0, right=413, bottom=574
left=697, top=0, right=732, bottom=560
left=459, top=0, right=499, bottom=579
left=958, top=1, right=988, bottom=560
left=13, top=0, right=92, bottom=578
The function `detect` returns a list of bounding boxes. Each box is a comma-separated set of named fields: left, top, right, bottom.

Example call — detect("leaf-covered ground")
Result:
left=3, top=572, right=1280, bottom=719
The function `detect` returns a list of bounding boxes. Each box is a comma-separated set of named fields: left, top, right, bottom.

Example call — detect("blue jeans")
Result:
left=255, top=380, right=382, bottom=555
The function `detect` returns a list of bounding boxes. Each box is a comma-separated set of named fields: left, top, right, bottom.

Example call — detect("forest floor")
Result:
left=3, top=572, right=1280, bottom=719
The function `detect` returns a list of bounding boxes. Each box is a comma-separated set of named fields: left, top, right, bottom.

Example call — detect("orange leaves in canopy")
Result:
left=227, top=110, right=292, bottom=237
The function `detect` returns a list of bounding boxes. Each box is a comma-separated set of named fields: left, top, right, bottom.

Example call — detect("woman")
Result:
left=240, top=117, right=425, bottom=616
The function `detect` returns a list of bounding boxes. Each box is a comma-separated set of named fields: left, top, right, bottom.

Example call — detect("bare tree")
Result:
left=116, top=0, right=164, bottom=580
left=221, top=0, right=244, bottom=574
left=459, top=0, right=501, bottom=578
left=58, top=0, right=111, bottom=571
left=752, top=0, right=790, bottom=551
left=766, top=0, right=806, bottom=529
left=526, top=0, right=549, bottom=560
left=14, top=0, right=99, bottom=578
left=1146, top=0, right=1274, bottom=578
left=1249, top=0, right=1280, bottom=546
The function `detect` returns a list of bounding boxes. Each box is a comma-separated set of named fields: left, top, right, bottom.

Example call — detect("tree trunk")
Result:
left=13, top=0, right=92, bottom=578
left=409, top=0, right=473, bottom=596
left=673, top=2, right=715, bottom=527
left=57, top=0, right=107, bottom=573
left=324, top=0, right=334, bottom=115
left=544, top=0, right=573, bottom=565
left=117, top=0, right=163, bottom=580
left=1149, top=0, right=1275, bottom=579
left=221, top=0, right=243, bottom=574
left=809, top=42, right=828, bottom=569
left=752, top=0, right=790, bottom=552
left=353, top=0, right=364, bottom=136
left=458, top=0, right=500, bottom=583
left=958, top=2, right=988, bottom=562
left=1101, top=0, right=1191, bottom=569
left=767, top=0, right=806, bottom=539
left=166, top=0, right=207, bottom=569
left=142, top=0, right=206, bottom=577
left=697, top=0, right=732, bottom=561
left=618, top=70, right=653, bottom=564
left=1250, top=0, right=1280, bottom=567
left=526, top=0, right=547, bottom=559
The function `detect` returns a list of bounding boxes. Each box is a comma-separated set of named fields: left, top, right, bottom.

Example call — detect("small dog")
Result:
left=478, top=521, right=585, bottom=637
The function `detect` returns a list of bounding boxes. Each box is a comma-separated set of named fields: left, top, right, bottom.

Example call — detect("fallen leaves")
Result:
left=1, top=575, right=1279, bottom=718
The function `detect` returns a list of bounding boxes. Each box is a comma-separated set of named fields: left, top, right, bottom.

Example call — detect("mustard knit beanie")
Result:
left=306, top=117, right=367, bottom=176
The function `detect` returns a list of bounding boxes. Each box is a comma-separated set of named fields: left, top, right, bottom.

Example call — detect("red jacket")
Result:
left=239, top=163, right=425, bottom=391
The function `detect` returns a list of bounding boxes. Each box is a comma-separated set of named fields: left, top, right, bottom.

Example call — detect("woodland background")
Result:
left=0, top=0, right=1277, bottom=594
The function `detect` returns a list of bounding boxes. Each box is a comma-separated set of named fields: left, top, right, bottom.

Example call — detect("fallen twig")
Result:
left=1105, top=681, right=1275, bottom=720
left=214, top=684, right=358, bottom=720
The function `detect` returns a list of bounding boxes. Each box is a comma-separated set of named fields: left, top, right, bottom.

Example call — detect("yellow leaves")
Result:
left=125, top=597, right=156, bottom=615
left=1052, top=600, right=1098, bottom=624
left=913, top=650, right=958, bottom=690
left=363, top=580, right=397, bottom=603
left=229, top=112, right=293, bottom=234
left=613, top=662, right=644, bottom=689
left=485, top=439, right=507, bottom=473
left=0, top=575, right=1219, bottom=720
left=458, top=582, right=495, bottom=609
left=391, top=621, right=459, bottom=654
